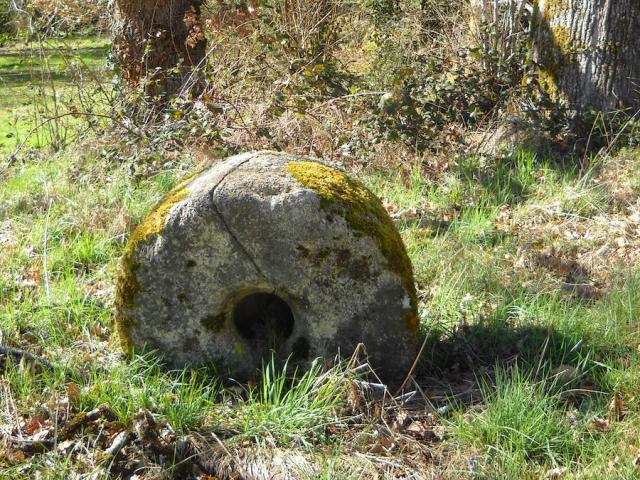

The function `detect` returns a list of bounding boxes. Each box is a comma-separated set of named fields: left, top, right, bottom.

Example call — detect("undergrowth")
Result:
left=2, top=131, right=639, bottom=477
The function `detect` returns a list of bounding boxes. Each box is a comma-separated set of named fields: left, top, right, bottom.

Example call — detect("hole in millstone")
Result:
left=233, top=293, right=295, bottom=346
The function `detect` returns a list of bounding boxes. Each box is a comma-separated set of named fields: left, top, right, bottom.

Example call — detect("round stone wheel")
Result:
left=115, top=151, right=419, bottom=381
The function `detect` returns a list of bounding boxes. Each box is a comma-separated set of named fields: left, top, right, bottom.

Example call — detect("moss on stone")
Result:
left=285, top=161, right=418, bottom=330
left=114, top=181, right=192, bottom=353
left=201, top=312, right=226, bottom=333
left=129, top=186, right=190, bottom=246
left=114, top=253, right=140, bottom=353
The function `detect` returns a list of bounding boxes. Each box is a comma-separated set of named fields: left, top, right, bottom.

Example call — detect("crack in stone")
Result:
left=209, top=153, right=268, bottom=280
left=211, top=200, right=268, bottom=280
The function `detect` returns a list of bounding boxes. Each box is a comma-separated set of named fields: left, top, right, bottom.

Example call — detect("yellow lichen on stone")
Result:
left=129, top=187, right=189, bottom=246
left=114, top=182, right=192, bottom=353
left=285, top=161, right=418, bottom=331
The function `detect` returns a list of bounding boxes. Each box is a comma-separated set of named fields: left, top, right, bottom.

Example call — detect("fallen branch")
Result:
left=0, top=345, right=54, bottom=372
left=104, top=430, right=131, bottom=458
left=2, top=404, right=117, bottom=454
left=2, top=436, right=55, bottom=453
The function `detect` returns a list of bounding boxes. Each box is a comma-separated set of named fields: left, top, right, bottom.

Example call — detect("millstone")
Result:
left=115, top=151, right=419, bottom=381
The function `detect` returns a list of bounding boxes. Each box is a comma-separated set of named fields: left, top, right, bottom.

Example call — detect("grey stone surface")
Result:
left=115, top=151, right=418, bottom=381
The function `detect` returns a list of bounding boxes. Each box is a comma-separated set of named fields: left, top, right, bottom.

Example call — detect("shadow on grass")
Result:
left=455, top=150, right=585, bottom=207
left=415, top=314, right=632, bottom=406
left=0, top=71, right=84, bottom=86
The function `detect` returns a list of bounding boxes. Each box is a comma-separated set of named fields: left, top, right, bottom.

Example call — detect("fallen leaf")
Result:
left=609, top=395, right=626, bottom=421
left=550, top=364, right=580, bottom=385
left=66, top=383, right=81, bottom=406
left=24, top=415, right=47, bottom=436
left=2, top=449, right=26, bottom=465
left=588, top=417, right=610, bottom=432
left=545, top=466, right=567, bottom=478
left=406, top=421, right=428, bottom=438
left=392, top=410, right=410, bottom=432
left=45, top=392, right=70, bottom=423
left=391, top=207, right=420, bottom=221
left=57, top=439, right=76, bottom=455
left=383, top=201, right=397, bottom=214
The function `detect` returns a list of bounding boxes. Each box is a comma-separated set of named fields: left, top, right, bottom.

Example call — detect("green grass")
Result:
left=0, top=35, right=110, bottom=154
left=223, top=357, right=348, bottom=447
left=2, top=141, right=639, bottom=477
left=360, top=146, right=640, bottom=476
left=5, top=355, right=220, bottom=432
left=450, top=364, right=602, bottom=478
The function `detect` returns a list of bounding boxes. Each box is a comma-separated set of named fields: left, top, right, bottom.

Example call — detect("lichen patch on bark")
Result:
left=534, top=0, right=640, bottom=111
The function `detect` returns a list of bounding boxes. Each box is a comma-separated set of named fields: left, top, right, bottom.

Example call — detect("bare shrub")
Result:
left=468, top=0, right=532, bottom=76
left=268, top=0, right=345, bottom=59
left=0, top=0, right=17, bottom=40
left=10, top=0, right=109, bottom=37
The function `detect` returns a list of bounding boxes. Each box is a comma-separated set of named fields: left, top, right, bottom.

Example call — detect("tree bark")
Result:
left=111, top=0, right=206, bottom=100
left=533, top=0, right=640, bottom=113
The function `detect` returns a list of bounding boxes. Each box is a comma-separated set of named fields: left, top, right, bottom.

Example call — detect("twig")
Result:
left=104, top=430, right=131, bottom=457
left=3, top=435, right=55, bottom=452
left=0, top=345, right=53, bottom=371
left=11, top=112, right=140, bottom=157
left=43, top=197, right=52, bottom=301
left=394, top=334, right=429, bottom=396
left=353, top=451, right=406, bottom=469
left=209, top=431, right=251, bottom=479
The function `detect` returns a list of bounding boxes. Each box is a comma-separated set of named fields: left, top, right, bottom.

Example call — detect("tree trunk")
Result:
left=533, top=0, right=640, bottom=113
left=111, top=0, right=206, bottom=100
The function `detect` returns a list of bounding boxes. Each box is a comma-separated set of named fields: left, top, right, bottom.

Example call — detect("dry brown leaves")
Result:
left=507, top=152, right=640, bottom=295
left=0, top=348, right=460, bottom=479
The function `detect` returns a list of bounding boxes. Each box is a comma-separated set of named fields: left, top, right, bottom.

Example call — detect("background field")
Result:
left=0, top=35, right=109, bottom=154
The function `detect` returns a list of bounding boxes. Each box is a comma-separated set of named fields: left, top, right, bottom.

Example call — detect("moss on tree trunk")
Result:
left=533, top=0, right=640, bottom=112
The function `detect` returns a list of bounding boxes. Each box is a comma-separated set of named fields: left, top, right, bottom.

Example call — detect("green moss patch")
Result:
left=114, top=183, right=192, bottom=353
left=285, top=161, right=418, bottom=331
left=201, top=313, right=226, bottom=333
left=129, top=186, right=190, bottom=246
